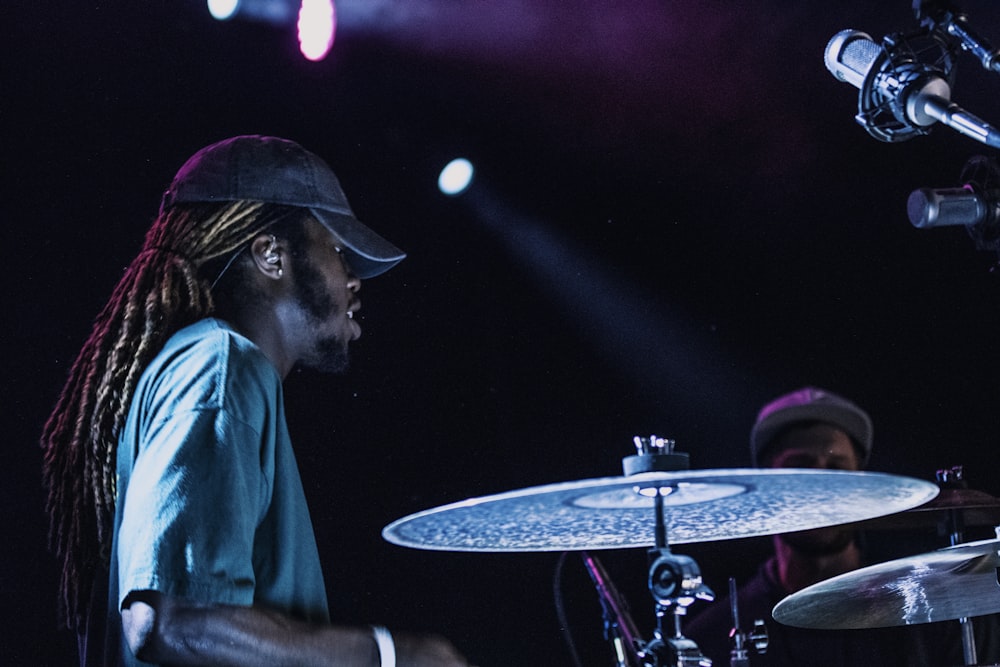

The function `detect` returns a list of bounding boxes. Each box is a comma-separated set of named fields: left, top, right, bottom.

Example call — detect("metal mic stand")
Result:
left=582, top=551, right=645, bottom=667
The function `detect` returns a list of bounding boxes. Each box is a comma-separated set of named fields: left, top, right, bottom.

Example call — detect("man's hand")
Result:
left=395, top=632, right=470, bottom=667
left=121, top=589, right=471, bottom=666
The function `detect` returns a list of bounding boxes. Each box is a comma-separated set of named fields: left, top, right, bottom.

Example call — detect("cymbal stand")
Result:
left=937, top=466, right=979, bottom=666
left=642, top=491, right=716, bottom=666
left=726, top=577, right=767, bottom=667
left=624, top=437, right=715, bottom=666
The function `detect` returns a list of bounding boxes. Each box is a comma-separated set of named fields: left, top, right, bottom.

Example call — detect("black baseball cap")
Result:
left=160, top=135, right=405, bottom=279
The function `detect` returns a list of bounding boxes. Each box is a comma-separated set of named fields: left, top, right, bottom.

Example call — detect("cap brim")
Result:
left=311, top=208, right=406, bottom=279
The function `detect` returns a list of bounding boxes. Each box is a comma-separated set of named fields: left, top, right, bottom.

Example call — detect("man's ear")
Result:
left=248, top=234, right=284, bottom=279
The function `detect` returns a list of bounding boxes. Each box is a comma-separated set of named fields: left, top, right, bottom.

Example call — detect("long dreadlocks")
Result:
left=40, top=199, right=303, bottom=629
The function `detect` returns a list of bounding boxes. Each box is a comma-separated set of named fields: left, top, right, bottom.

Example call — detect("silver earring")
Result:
left=277, top=268, right=283, bottom=278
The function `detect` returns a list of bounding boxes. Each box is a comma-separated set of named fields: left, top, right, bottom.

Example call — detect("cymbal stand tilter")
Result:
left=625, top=437, right=716, bottom=667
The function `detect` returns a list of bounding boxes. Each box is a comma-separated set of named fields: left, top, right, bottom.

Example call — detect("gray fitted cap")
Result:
left=750, top=387, right=873, bottom=467
left=160, top=135, right=405, bottom=279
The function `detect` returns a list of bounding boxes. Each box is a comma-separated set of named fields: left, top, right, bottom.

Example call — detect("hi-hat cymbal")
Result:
left=856, top=487, right=1000, bottom=531
left=382, top=469, right=938, bottom=552
left=773, top=537, right=1000, bottom=629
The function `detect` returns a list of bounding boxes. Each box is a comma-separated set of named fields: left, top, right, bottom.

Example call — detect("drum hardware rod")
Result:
left=728, top=577, right=749, bottom=667
left=655, top=487, right=667, bottom=550
left=937, top=465, right=979, bottom=666
left=726, top=576, right=768, bottom=667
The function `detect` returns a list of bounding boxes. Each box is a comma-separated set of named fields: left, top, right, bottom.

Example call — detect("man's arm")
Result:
left=122, top=590, right=468, bottom=667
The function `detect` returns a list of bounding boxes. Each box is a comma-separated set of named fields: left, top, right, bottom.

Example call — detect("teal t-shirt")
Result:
left=109, top=318, right=329, bottom=665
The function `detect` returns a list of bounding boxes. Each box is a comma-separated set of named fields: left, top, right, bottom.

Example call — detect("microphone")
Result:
left=907, top=155, right=1000, bottom=251
left=907, top=185, right=988, bottom=228
left=824, top=28, right=1000, bottom=148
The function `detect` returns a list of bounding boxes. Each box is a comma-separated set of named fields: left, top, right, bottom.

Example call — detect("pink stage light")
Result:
left=298, top=0, right=336, bottom=61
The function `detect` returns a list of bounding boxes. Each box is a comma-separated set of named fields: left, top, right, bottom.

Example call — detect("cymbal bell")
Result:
left=382, top=469, right=938, bottom=552
left=856, top=487, right=1000, bottom=531
left=773, top=537, right=1000, bottom=629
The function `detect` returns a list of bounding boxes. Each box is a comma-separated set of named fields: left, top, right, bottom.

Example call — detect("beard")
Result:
left=300, top=333, right=350, bottom=374
left=779, top=526, right=856, bottom=557
left=293, top=255, right=350, bottom=374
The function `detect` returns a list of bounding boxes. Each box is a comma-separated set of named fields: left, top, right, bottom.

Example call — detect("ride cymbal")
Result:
left=382, top=469, right=938, bottom=552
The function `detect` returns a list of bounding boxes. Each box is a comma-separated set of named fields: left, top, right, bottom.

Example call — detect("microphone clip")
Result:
left=854, top=28, right=958, bottom=143
left=958, top=155, right=1000, bottom=252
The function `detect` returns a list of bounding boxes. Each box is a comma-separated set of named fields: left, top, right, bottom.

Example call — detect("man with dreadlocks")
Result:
left=41, top=135, right=469, bottom=666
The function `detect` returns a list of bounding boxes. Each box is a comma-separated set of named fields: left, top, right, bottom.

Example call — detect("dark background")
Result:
left=6, top=1, right=1000, bottom=664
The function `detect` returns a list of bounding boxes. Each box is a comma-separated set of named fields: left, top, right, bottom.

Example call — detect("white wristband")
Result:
left=371, top=625, right=396, bottom=667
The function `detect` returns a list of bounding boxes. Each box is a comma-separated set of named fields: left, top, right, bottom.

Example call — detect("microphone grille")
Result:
left=825, top=29, right=880, bottom=89
left=907, top=187, right=986, bottom=229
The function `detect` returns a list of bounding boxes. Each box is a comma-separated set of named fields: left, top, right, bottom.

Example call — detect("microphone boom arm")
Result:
left=914, top=0, right=1000, bottom=73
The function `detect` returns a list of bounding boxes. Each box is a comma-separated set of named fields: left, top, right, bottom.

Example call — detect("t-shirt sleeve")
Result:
left=117, top=406, right=269, bottom=607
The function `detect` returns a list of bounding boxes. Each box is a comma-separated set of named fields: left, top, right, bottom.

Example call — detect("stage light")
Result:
left=438, top=158, right=475, bottom=196
left=207, top=0, right=297, bottom=25
left=207, top=0, right=239, bottom=20
left=298, top=0, right=336, bottom=61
